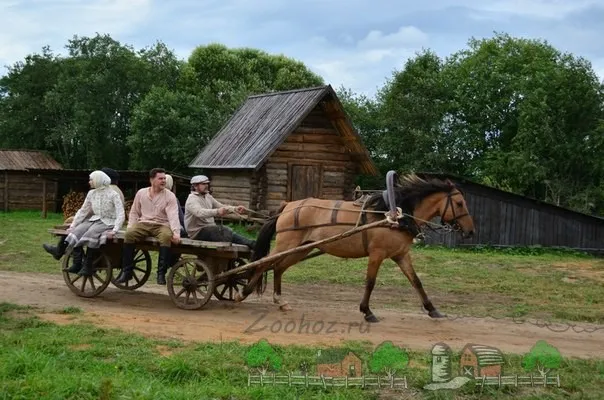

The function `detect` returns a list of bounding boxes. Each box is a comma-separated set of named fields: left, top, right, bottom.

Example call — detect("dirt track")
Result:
left=1, top=271, right=603, bottom=359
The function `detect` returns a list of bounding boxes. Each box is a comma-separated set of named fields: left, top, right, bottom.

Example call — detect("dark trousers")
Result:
left=193, top=225, right=254, bottom=247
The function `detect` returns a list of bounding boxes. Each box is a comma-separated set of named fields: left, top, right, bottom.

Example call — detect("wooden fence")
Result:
left=475, top=374, right=561, bottom=388
left=248, top=373, right=408, bottom=390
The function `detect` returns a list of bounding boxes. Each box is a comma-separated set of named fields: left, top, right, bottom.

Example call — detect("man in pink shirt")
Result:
left=115, top=168, right=182, bottom=285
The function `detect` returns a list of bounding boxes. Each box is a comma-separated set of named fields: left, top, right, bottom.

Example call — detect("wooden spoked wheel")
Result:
left=111, top=249, right=152, bottom=290
left=62, top=248, right=112, bottom=298
left=213, top=258, right=249, bottom=301
left=167, top=258, right=214, bottom=310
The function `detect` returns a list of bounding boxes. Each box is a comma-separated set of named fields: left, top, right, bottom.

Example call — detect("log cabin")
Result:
left=0, top=149, right=62, bottom=214
left=188, top=85, right=379, bottom=213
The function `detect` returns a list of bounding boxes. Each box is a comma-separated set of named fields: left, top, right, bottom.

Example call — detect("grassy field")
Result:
left=1, top=303, right=603, bottom=400
left=3, top=211, right=603, bottom=324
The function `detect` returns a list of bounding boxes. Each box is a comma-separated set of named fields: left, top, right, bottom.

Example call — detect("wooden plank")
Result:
left=271, top=151, right=352, bottom=162
left=42, top=179, right=47, bottom=219
left=211, top=186, right=251, bottom=195
left=278, top=142, right=347, bottom=154
left=294, top=127, right=338, bottom=135
left=4, top=171, right=8, bottom=212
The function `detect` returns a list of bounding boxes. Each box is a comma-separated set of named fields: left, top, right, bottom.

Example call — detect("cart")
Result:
left=47, top=218, right=389, bottom=310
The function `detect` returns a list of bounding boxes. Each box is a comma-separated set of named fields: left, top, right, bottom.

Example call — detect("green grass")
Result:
left=2, top=211, right=604, bottom=323
left=0, top=303, right=602, bottom=399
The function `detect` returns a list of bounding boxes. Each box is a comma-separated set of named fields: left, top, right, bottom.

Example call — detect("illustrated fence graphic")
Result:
left=475, top=374, right=561, bottom=388
left=248, top=373, right=408, bottom=390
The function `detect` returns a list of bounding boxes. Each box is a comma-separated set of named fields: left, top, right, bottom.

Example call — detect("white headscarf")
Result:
left=165, top=174, right=174, bottom=191
left=89, top=170, right=111, bottom=189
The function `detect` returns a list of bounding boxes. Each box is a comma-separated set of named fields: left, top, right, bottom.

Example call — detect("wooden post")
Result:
left=41, top=179, right=48, bottom=219
left=4, top=171, right=8, bottom=212
left=544, top=373, right=547, bottom=387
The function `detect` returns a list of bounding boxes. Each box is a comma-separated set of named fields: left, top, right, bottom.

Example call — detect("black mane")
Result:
left=365, top=174, right=455, bottom=234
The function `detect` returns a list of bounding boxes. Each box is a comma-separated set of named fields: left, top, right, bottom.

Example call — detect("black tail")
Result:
left=250, top=204, right=285, bottom=295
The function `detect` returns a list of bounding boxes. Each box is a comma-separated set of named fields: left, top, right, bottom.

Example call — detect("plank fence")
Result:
left=475, top=374, right=560, bottom=388
left=248, top=373, right=408, bottom=390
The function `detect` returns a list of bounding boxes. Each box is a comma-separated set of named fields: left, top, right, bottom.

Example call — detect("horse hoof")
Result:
left=279, top=303, right=292, bottom=312
left=364, top=314, right=379, bottom=323
left=429, top=309, right=446, bottom=318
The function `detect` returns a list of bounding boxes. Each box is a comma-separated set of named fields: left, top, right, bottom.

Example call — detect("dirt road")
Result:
left=1, top=271, right=602, bottom=359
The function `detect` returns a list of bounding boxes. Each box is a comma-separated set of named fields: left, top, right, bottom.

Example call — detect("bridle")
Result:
left=440, top=190, right=470, bottom=230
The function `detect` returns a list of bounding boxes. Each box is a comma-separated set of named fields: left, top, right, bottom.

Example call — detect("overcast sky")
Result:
left=2, top=0, right=604, bottom=97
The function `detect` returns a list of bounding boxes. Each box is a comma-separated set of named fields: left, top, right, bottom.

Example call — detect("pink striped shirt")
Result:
left=128, top=187, right=181, bottom=235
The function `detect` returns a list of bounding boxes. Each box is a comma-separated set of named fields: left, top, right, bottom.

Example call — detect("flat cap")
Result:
left=191, top=175, right=210, bottom=184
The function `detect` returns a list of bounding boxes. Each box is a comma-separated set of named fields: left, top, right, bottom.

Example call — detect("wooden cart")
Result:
left=48, top=227, right=254, bottom=310
left=47, top=219, right=388, bottom=310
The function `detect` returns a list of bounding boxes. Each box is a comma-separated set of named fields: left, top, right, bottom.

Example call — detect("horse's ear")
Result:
left=445, top=179, right=455, bottom=188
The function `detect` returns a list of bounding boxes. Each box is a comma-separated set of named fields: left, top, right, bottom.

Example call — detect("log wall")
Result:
left=0, top=172, right=58, bottom=212
left=206, top=170, right=253, bottom=209
left=261, top=105, right=357, bottom=212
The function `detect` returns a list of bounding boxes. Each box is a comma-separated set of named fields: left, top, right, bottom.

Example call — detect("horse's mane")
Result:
left=365, top=173, right=455, bottom=215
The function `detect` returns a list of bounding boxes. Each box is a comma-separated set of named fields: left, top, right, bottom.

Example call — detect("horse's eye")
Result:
left=456, top=201, right=463, bottom=207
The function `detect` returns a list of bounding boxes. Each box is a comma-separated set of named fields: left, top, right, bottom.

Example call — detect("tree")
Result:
left=245, top=339, right=282, bottom=375
left=0, top=47, right=64, bottom=152
left=182, top=44, right=325, bottom=136
left=521, top=340, right=563, bottom=377
left=442, top=33, right=604, bottom=211
left=128, top=86, right=215, bottom=172
left=369, top=341, right=409, bottom=378
left=377, top=50, right=457, bottom=175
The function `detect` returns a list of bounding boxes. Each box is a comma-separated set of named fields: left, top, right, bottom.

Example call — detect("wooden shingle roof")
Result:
left=0, top=149, right=62, bottom=171
left=189, top=85, right=378, bottom=175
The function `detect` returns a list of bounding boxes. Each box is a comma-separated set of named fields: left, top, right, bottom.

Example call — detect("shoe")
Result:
left=115, top=244, right=135, bottom=284
left=156, top=246, right=171, bottom=285
left=43, top=238, right=68, bottom=260
left=78, top=248, right=97, bottom=277
left=67, top=247, right=84, bottom=273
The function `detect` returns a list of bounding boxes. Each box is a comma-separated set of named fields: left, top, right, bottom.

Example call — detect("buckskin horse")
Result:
left=235, top=173, right=475, bottom=322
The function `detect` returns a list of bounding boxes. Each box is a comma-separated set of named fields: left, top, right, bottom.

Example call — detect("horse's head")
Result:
left=437, top=180, right=475, bottom=238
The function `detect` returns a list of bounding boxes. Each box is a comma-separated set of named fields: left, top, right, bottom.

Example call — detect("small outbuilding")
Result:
left=0, top=149, right=62, bottom=214
left=459, top=344, right=504, bottom=377
left=189, top=85, right=379, bottom=213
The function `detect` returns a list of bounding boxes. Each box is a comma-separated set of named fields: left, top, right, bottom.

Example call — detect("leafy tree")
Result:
left=0, top=47, right=63, bottom=152
left=442, top=33, right=604, bottom=211
left=377, top=50, right=456, bottom=175
left=128, top=87, right=215, bottom=172
left=245, top=339, right=282, bottom=375
left=369, top=341, right=409, bottom=378
left=521, top=340, right=563, bottom=376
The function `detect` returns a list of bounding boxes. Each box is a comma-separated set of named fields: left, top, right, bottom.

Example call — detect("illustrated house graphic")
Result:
left=459, top=344, right=504, bottom=377
left=316, top=349, right=362, bottom=377
left=431, top=342, right=453, bottom=383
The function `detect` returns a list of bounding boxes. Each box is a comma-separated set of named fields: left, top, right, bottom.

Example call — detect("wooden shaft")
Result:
left=220, top=218, right=391, bottom=279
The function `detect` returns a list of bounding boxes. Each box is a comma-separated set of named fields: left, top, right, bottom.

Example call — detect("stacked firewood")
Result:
left=62, top=191, right=85, bottom=220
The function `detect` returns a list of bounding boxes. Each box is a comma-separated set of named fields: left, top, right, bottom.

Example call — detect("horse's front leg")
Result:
left=360, top=252, right=385, bottom=323
left=392, top=253, right=445, bottom=318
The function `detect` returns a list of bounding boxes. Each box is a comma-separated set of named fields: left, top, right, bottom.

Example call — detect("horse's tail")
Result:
left=251, top=202, right=286, bottom=295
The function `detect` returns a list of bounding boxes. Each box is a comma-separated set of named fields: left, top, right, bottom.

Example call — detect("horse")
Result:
left=235, top=173, right=475, bottom=322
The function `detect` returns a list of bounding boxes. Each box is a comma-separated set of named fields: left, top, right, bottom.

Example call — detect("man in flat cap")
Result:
left=184, top=175, right=255, bottom=249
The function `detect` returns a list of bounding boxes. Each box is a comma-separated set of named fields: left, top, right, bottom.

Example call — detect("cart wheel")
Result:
left=214, top=258, right=249, bottom=301
left=62, top=248, right=112, bottom=298
left=167, top=258, right=214, bottom=310
left=111, top=249, right=151, bottom=290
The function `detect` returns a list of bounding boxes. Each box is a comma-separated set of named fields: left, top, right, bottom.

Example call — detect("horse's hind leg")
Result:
left=360, top=251, right=386, bottom=323
left=392, top=253, right=445, bottom=318
left=272, top=250, right=312, bottom=311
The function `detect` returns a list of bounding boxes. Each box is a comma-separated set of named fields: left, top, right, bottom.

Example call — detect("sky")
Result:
left=1, top=0, right=604, bottom=97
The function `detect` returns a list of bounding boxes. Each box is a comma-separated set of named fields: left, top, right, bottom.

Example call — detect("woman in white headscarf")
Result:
left=43, top=170, right=125, bottom=276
